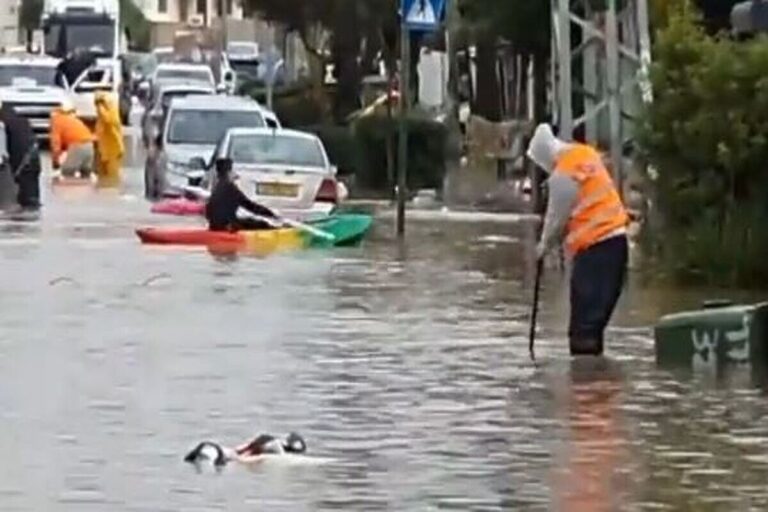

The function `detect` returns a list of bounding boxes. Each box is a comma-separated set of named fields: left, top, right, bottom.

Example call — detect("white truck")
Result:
left=41, top=0, right=123, bottom=124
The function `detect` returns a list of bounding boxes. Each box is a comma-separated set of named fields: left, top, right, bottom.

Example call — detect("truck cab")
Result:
left=42, top=0, right=122, bottom=124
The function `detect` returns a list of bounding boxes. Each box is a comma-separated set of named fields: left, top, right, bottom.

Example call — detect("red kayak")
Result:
left=150, top=198, right=205, bottom=216
left=136, top=228, right=244, bottom=245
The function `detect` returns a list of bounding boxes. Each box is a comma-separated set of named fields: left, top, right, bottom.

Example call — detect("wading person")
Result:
left=0, top=101, right=41, bottom=211
left=50, top=99, right=95, bottom=178
left=94, top=91, right=124, bottom=188
left=527, top=123, right=629, bottom=356
left=206, top=158, right=279, bottom=231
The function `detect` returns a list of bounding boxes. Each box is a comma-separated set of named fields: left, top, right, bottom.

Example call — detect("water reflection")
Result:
left=2, top=173, right=768, bottom=510
left=553, top=358, right=629, bottom=512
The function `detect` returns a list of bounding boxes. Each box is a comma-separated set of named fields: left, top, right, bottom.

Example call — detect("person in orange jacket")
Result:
left=527, top=123, right=629, bottom=356
left=50, top=98, right=95, bottom=178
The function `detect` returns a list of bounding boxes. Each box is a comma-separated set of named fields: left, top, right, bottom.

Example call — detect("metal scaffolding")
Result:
left=551, top=0, right=652, bottom=186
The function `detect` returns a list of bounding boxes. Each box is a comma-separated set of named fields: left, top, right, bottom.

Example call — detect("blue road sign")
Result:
left=401, top=0, right=446, bottom=32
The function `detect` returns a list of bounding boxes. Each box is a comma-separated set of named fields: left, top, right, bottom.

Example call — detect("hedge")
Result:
left=638, top=4, right=768, bottom=287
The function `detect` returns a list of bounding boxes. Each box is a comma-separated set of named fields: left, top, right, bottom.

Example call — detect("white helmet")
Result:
left=526, top=123, right=570, bottom=173
left=60, top=97, right=75, bottom=112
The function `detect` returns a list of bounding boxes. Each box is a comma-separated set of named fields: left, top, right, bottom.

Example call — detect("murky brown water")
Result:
left=0, top=169, right=766, bottom=511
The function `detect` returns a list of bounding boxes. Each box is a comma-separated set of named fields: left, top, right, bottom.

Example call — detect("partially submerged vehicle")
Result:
left=144, top=94, right=279, bottom=198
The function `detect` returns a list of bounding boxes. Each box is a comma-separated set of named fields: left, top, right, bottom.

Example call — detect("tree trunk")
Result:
left=330, top=6, right=362, bottom=124
left=473, top=35, right=502, bottom=122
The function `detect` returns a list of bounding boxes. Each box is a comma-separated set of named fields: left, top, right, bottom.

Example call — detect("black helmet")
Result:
left=283, top=432, right=307, bottom=453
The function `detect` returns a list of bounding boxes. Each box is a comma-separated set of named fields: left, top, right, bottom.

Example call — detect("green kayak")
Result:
left=307, top=213, right=374, bottom=247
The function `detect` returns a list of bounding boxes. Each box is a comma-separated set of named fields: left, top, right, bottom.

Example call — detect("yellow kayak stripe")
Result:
left=240, top=227, right=307, bottom=254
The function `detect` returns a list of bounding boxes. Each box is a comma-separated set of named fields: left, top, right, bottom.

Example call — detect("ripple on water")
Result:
left=3, top=181, right=768, bottom=509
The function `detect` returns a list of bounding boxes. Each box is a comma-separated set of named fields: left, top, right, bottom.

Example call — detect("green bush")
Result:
left=245, top=81, right=329, bottom=128
left=638, top=5, right=768, bottom=288
left=352, top=114, right=448, bottom=192
left=295, top=116, right=447, bottom=195
left=302, top=124, right=359, bottom=176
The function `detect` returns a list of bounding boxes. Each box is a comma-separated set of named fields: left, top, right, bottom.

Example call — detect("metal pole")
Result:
left=606, top=0, right=622, bottom=188
left=556, top=0, right=573, bottom=141
left=397, top=24, right=410, bottom=237
left=636, top=0, right=654, bottom=104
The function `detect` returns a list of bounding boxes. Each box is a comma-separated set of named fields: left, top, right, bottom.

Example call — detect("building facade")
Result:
left=135, top=0, right=243, bottom=25
left=0, top=0, right=20, bottom=49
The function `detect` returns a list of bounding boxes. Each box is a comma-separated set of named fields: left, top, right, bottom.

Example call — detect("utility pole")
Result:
left=397, top=0, right=445, bottom=237
left=397, top=21, right=410, bottom=237
left=551, top=0, right=652, bottom=190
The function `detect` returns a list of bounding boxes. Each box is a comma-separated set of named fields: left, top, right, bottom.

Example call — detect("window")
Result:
left=167, top=110, right=265, bottom=144
left=228, top=135, right=327, bottom=169
left=158, top=0, right=167, bottom=13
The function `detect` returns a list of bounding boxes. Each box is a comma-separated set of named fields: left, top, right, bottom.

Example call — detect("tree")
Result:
left=639, top=3, right=768, bottom=286
left=18, top=0, right=43, bottom=47
left=458, top=0, right=550, bottom=122
left=243, top=0, right=397, bottom=122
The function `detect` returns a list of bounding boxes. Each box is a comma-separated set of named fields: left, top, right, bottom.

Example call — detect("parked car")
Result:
left=151, top=63, right=217, bottom=90
left=145, top=55, right=236, bottom=96
left=141, top=83, right=215, bottom=148
left=144, top=94, right=280, bottom=198
left=0, top=54, right=67, bottom=140
left=201, top=127, right=347, bottom=220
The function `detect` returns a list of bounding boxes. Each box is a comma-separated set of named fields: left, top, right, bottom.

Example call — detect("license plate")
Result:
left=256, top=182, right=299, bottom=197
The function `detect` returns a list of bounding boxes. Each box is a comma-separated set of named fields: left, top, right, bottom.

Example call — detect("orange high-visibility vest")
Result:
left=50, top=109, right=94, bottom=164
left=555, top=144, right=629, bottom=256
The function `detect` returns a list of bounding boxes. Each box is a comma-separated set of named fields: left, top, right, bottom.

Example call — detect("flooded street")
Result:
left=1, top=167, right=768, bottom=511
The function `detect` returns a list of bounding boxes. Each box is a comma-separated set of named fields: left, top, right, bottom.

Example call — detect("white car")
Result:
left=145, top=95, right=280, bottom=198
left=206, top=127, right=348, bottom=220
left=69, top=59, right=120, bottom=122
left=152, top=63, right=217, bottom=90
left=0, top=54, right=67, bottom=140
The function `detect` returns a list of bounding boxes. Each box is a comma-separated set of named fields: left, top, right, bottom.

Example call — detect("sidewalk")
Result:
left=341, top=199, right=541, bottom=224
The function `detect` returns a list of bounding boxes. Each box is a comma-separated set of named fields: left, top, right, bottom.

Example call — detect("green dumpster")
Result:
left=654, top=301, right=768, bottom=368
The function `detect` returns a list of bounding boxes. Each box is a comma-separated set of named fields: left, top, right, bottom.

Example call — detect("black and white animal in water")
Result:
left=184, top=432, right=307, bottom=470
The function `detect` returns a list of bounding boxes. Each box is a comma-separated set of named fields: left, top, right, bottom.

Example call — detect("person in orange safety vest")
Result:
left=50, top=98, right=95, bottom=178
left=527, top=123, right=629, bottom=356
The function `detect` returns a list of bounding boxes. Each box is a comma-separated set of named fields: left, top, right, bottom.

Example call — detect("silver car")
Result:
left=145, top=95, right=280, bottom=199
left=141, top=83, right=215, bottom=148
left=204, top=127, right=348, bottom=220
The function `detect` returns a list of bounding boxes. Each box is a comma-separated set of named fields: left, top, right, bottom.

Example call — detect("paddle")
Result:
left=280, top=217, right=336, bottom=242
left=528, top=257, right=544, bottom=361
left=183, top=185, right=336, bottom=242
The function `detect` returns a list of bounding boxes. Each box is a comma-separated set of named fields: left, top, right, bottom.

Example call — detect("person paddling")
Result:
left=527, top=123, right=629, bottom=356
left=205, top=157, right=279, bottom=231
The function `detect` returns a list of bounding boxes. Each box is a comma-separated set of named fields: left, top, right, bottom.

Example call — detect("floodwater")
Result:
left=1, top=169, right=767, bottom=512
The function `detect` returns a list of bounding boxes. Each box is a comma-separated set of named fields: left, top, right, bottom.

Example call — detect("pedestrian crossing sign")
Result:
left=402, top=0, right=446, bottom=32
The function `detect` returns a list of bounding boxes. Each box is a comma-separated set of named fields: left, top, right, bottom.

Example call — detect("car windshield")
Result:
left=156, top=68, right=212, bottom=84
left=167, top=110, right=265, bottom=144
left=229, top=134, right=326, bottom=169
left=161, top=90, right=211, bottom=110
left=0, top=66, right=57, bottom=86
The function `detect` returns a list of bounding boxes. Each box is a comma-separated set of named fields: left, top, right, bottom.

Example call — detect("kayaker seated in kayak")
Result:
left=206, top=157, right=278, bottom=231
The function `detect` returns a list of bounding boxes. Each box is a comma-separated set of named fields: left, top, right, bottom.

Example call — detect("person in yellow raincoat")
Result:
left=94, top=91, right=124, bottom=187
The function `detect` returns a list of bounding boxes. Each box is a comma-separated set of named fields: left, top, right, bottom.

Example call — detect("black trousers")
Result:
left=15, top=151, right=41, bottom=209
left=569, top=234, right=628, bottom=355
